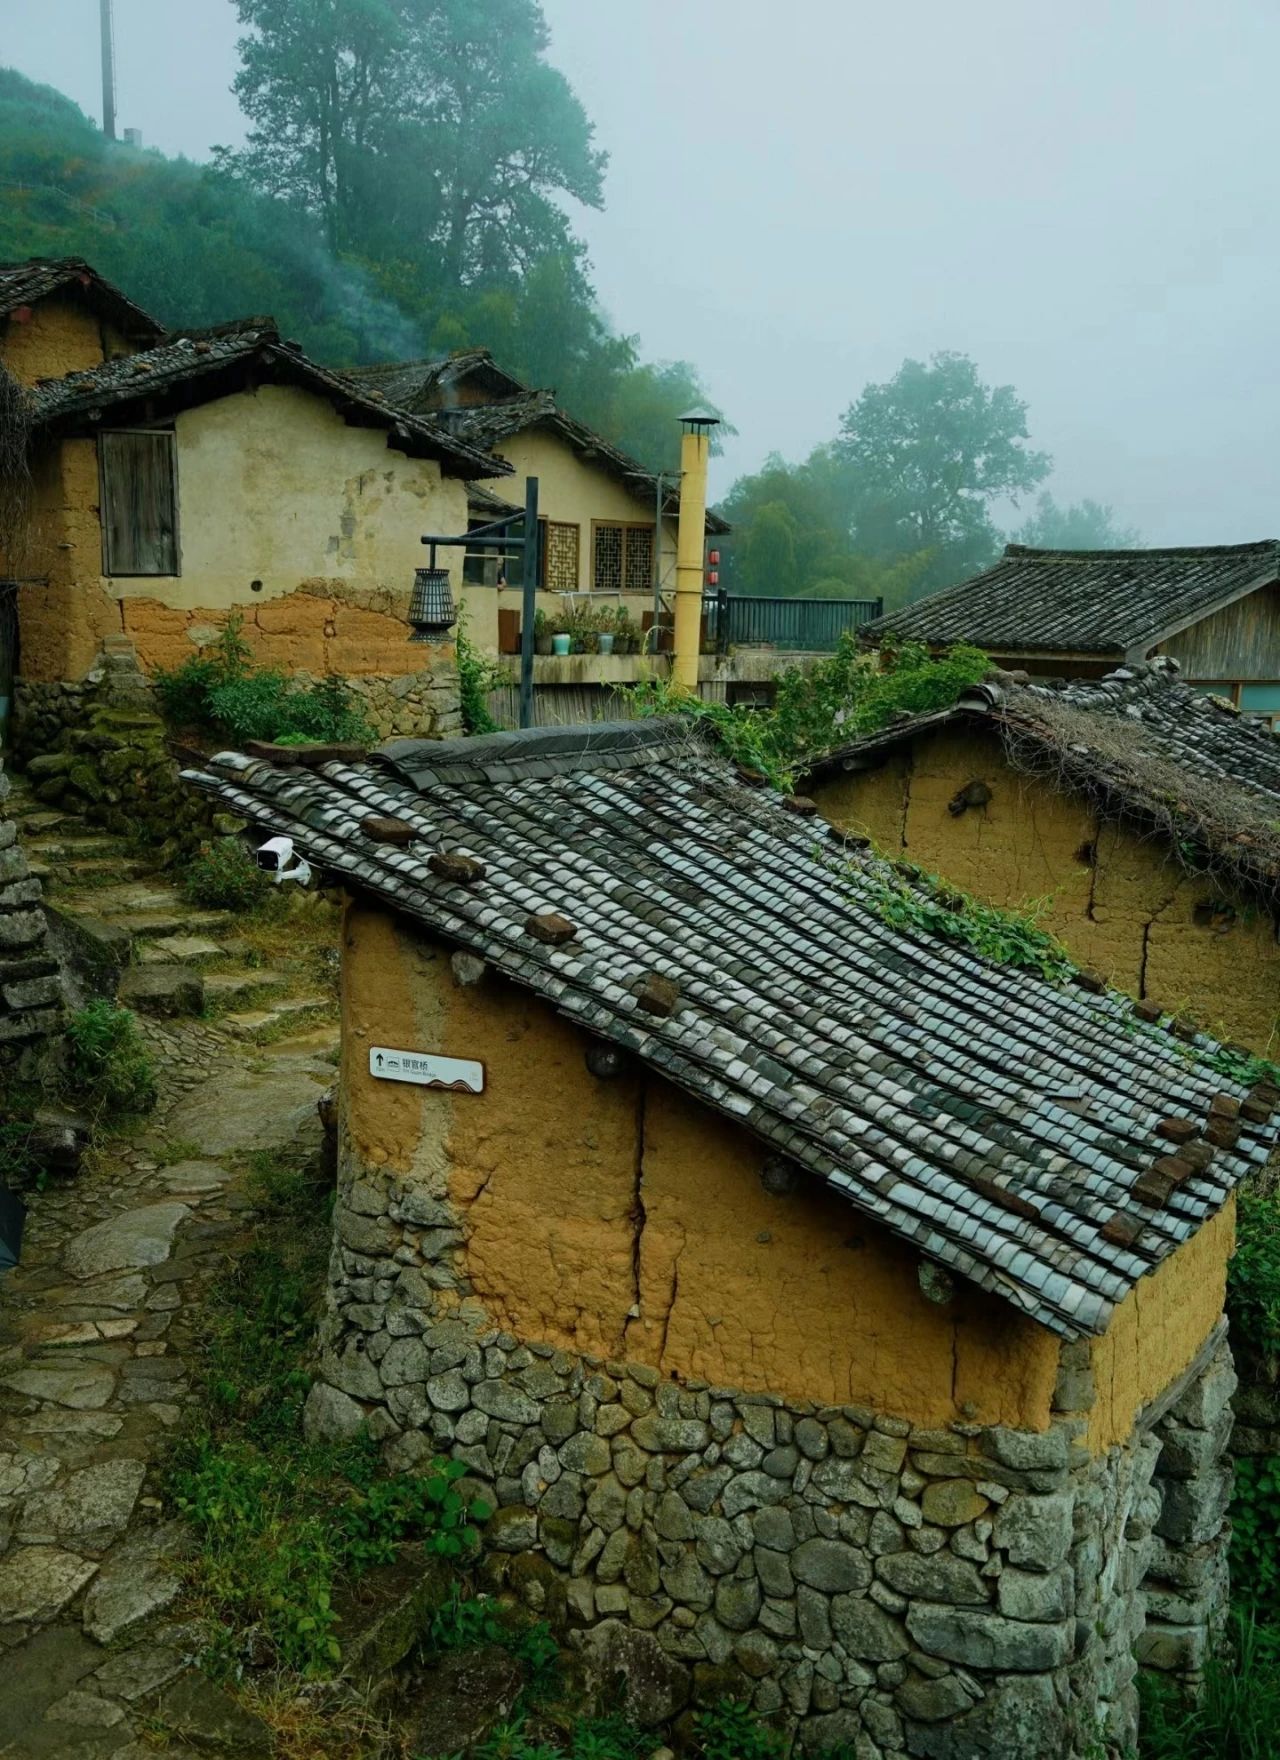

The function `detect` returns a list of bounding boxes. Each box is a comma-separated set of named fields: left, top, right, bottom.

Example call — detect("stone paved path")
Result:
left=0, top=1012, right=338, bottom=1757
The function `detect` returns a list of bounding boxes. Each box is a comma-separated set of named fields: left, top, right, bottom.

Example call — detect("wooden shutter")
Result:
left=100, top=431, right=178, bottom=576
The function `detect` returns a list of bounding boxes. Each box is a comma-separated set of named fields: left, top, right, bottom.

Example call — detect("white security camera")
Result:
left=255, top=834, right=313, bottom=886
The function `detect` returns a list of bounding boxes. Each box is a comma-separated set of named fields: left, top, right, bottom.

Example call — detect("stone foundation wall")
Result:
left=0, top=759, right=63, bottom=1069
left=304, top=1135, right=1236, bottom=1758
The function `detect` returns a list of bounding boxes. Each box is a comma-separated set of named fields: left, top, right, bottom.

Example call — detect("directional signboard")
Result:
left=368, top=1047, right=485, bottom=1094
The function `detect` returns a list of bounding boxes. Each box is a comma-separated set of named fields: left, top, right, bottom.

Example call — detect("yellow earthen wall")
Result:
left=813, top=726, right=1280, bottom=1053
left=1087, top=1199, right=1235, bottom=1452
left=484, top=426, right=677, bottom=597
left=13, top=382, right=473, bottom=683
left=0, top=297, right=128, bottom=385
left=340, top=900, right=1061, bottom=1431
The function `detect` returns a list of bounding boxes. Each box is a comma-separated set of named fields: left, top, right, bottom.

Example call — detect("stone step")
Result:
left=222, top=995, right=332, bottom=1042
left=203, top=968, right=290, bottom=1007
left=23, top=833, right=138, bottom=862
left=137, top=934, right=235, bottom=967
left=54, top=883, right=236, bottom=941
left=32, top=856, right=156, bottom=888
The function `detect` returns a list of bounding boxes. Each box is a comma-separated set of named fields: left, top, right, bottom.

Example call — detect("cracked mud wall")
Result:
left=813, top=725, right=1280, bottom=1053
left=339, top=900, right=1059, bottom=1431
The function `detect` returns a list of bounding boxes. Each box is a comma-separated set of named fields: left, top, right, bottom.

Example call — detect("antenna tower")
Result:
left=100, top=0, right=117, bottom=140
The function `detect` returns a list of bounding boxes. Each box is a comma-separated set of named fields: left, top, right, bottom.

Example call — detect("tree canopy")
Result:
left=1012, top=492, right=1141, bottom=550
left=0, top=9, right=720, bottom=473
left=717, top=354, right=1137, bottom=605
left=836, top=351, right=1051, bottom=589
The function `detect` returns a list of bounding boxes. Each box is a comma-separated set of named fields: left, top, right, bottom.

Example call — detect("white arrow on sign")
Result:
left=369, top=1047, right=485, bottom=1093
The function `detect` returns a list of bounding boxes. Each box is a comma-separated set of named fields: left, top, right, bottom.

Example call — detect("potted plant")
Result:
left=552, top=626, right=572, bottom=656
left=534, top=610, right=555, bottom=657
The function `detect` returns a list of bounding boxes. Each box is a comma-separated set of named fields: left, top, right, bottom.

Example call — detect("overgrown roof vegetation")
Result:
left=630, top=636, right=990, bottom=790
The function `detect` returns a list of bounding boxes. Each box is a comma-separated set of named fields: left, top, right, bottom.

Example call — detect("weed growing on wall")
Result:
left=629, top=636, right=990, bottom=788
left=1138, top=1611, right=1280, bottom=1759
left=457, top=605, right=509, bottom=735
left=64, top=1000, right=157, bottom=1118
left=1228, top=1186, right=1280, bottom=1364
left=153, top=614, right=374, bottom=746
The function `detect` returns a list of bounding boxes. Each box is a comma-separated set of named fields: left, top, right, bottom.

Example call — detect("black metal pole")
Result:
left=518, top=475, right=540, bottom=730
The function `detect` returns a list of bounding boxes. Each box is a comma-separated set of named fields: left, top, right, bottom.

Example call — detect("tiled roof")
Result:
left=865, top=541, right=1280, bottom=656
left=27, top=321, right=509, bottom=480
left=346, top=357, right=732, bottom=535
left=182, top=721, right=1278, bottom=1341
left=0, top=256, right=163, bottom=340
left=809, top=661, right=1280, bottom=902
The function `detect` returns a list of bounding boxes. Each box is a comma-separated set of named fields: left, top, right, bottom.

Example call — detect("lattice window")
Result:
left=593, top=522, right=654, bottom=593
left=593, top=523, right=624, bottom=592
left=543, top=520, right=580, bottom=591
left=625, top=525, right=654, bottom=593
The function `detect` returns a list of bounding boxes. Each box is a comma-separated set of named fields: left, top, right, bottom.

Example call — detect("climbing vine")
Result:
left=851, top=860, right=1077, bottom=983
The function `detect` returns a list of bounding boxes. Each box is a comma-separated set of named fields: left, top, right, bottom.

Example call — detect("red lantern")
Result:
left=707, top=570, right=719, bottom=587
left=708, top=549, right=720, bottom=566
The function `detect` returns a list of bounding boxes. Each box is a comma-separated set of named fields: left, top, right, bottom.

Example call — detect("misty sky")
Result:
left=7, top=1, right=1280, bottom=531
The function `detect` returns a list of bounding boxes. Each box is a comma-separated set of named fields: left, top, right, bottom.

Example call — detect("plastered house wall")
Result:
left=12, top=383, right=471, bottom=689
left=311, top=898, right=1239, bottom=1755
left=811, top=725, right=1280, bottom=1055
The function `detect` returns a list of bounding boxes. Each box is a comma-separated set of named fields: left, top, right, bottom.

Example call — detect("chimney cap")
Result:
left=679, top=407, right=721, bottom=430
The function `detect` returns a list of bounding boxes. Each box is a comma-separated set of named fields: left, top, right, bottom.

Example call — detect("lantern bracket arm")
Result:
left=420, top=511, right=533, bottom=571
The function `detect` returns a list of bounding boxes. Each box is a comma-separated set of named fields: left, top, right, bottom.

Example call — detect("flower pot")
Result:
left=552, top=633, right=572, bottom=656
left=535, top=635, right=554, bottom=656
left=598, top=633, right=615, bottom=655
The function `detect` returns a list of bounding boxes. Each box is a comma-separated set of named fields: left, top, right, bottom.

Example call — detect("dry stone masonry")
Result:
left=306, top=1149, right=1236, bottom=1759
left=0, top=756, right=62, bottom=1065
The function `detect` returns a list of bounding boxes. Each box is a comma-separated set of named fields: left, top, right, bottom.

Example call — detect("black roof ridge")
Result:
left=1003, top=539, right=1280, bottom=561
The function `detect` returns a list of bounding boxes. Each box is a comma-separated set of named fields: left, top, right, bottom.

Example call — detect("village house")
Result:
left=864, top=542, right=1280, bottom=718
left=806, top=661, right=1280, bottom=1056
left=349, top=350, right=747, bottom=721
left=186, top=718, right=1280, bottom=1759
left=0, top=256, right=164, bottom=386
left=0, top=275, right=514, bottom=763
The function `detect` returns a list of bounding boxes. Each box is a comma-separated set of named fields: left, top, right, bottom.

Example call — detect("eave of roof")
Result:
left=28, top=323, right=511, bottom=480
left=181, top=720, right=1279, bottom=1341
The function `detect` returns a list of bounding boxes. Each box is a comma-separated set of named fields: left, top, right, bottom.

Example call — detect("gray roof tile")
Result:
left=182, top=718, right=1279, bottom=1340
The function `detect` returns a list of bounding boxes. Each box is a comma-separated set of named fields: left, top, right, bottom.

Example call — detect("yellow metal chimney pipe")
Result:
left=672, top=410, right=719, bottom=692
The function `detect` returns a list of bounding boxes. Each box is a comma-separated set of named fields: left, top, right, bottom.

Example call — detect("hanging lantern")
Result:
left=408, top=566, right=457, bottom=640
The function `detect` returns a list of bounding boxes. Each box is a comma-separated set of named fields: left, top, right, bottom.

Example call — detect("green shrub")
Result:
left=152, top=615, right=253, bottom=727
left=1139, top=1612, right=1280, bottom=1758
left=1228, top=1186, right=1280, bottom=1363
left=182, top=838, right=276, bottom=913
left=458, top=605, right=508, bottom=736
left=152, top=612, right=373, bottom=746
left=855, top=864, right=1076, bottom=983
left=1231, top=1455, right=1280, bottom=1616
left=169, top=1165, right=490, bottom=1678
left=206, top=668, right=373, bottom=745
left=64, top=1000, right=157, bottom=1117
